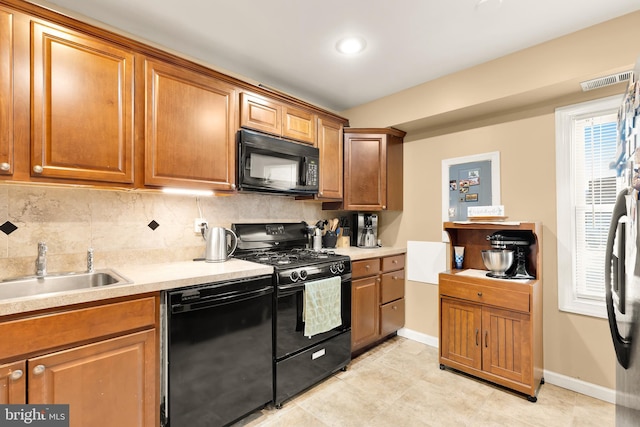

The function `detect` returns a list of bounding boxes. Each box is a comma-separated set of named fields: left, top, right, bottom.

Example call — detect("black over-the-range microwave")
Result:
left=237, top=129, right=320, bottom=195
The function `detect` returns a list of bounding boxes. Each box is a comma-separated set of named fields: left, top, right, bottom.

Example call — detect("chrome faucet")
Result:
left=35, top=242, right=47, bottom=277
left=87, top=248, right=94, bottom=273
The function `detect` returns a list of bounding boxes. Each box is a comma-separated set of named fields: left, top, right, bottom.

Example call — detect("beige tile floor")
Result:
left=235, top=336, right=615, bottom=427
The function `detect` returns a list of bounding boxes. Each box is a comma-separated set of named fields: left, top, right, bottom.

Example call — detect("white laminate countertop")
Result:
left=0, top=246, right=406, bottom=317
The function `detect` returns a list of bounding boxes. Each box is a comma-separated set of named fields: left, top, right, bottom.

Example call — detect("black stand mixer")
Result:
left=487, top=231, right=536, bottom=279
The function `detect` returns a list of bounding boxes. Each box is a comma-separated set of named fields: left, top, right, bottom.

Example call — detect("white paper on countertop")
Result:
left=407, top=241, right=447, bottom=285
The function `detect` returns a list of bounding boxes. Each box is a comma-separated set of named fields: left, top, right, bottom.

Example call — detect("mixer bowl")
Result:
left=481, top=249, right=514, bottom=277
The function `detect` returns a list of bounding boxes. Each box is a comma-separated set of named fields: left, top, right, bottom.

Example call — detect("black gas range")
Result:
left=231, top=222, right=352, bottom=408
left=232, top=223, right=351, bottom=285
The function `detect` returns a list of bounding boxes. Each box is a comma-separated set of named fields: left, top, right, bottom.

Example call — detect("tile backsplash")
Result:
left=0, top=184, right=327, bottom=280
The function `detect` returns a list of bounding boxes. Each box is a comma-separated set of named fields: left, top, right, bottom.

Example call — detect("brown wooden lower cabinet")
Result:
left=352, top=275, right=380, bottom=350
left=0, top=295, right=158, bottom=426
left=29, top=330, right=156, bottom=427
left=439, top=273, right=542, bottom=401
left=351, top=254, right=405, bottom=354
left=0, top=360, right=26, bottom=404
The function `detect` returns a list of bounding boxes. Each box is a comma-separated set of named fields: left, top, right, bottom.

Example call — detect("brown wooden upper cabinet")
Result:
left=31, top=20, right=135, bottom=184
left=316, top=117, right=344, bottom=200
left=144, top=59, right=237, bottom=191
left=0, top=8, right=13, bottom=177
left=343, top=128, right=405, bottom=211
left=240, top=92, right=316, bottom=145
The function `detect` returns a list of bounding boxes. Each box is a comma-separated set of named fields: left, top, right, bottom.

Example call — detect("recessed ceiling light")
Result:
left=336, top=37, right=366, bottom=55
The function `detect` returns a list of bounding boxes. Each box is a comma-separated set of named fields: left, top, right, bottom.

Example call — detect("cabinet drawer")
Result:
left=381, top=270, right=404, bottom=304
left=352, top=258, right=381, bottom=278
left=380, top=298, right=405, bottom=337
left=382, top=254, right=405, bottom=272
left=439, top=280, right=529, bottom=313
left=0, top=296, right=157, bottom=362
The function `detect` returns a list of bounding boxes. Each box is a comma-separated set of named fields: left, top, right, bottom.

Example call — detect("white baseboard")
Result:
left=398, top=328, right=616, bottom=404
left=397, top=327, right=439, bottom=347
left=541, top=370, right=615, bottom=404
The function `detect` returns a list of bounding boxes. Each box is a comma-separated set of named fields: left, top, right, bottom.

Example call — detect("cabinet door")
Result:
left=482, top=307, right=532, bottom=385
left=31, top=21, right=134, bottom=184
left=352, top=276, right=380, bottom=351
left=282, top=106, right=315, bottom=145
left=380, top=298, right=405, bottom=337
left=440, top=298, right=482, bottom=370
left=316, top=117, right=343, bottom=200
left=240, top=92, right=281, bottom=136
left=29, top=330, right=157, bottom=427
left=344, top=133, right=386, bottom=210
left=0, top=360, right=26, bottom=404
left=145, top=59, right=237, bottom=190
left=0, top=8, right=13, bottom=176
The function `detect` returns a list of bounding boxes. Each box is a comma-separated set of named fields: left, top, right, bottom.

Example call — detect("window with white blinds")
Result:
left=556, top=95, right=623, bottom=318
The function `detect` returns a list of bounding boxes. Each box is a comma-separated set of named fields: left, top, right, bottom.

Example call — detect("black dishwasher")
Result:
left=162, top=275, right=273, bottom=427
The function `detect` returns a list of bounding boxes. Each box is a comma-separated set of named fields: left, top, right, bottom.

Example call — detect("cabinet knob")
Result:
left=33, top=364, right=45, bottom=375
left=0, top=162, right=9, bottom=171
left=477, top=292, right=483, bottom=297
left=382, top=206, right=386, bottom=210
left=392, top=260, right=398, bottom=264
left=365, top=265, right=370, bottom=270
left=33, top=165, right=44, bottom=174
left=392, top=305, right=398, bottom=310
left=10, top=369, right=23, bottom=380
left=231, top=183, right=236, bottom=190
left=376, top=278, right=381, bottom=283
left=393, top=276, right=399, bottom=280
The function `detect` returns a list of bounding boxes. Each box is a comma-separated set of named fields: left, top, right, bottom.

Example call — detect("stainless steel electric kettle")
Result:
left=205, top=226, right=238, bottom=262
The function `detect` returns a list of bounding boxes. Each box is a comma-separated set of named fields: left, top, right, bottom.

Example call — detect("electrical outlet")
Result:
left=194, top=218, right=208, bottom=233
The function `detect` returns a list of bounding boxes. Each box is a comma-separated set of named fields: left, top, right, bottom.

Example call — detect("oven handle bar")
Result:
left=277, top=276, right=350, bottom=296
left=171, top=286, right=273, bottom=314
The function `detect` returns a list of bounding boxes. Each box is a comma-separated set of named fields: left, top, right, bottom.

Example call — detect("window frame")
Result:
left=555, top=94, right=622, bottom=319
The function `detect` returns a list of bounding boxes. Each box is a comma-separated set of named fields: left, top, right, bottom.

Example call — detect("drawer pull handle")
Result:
left=477, top=292, right=483, bottom=297
left=33, top=364, right=45, bottom=375
left=484, top=331, right=489, bottom=348
left=10, top=370, right=23, bottom=380
left=475, top=329, right=479, bottom=346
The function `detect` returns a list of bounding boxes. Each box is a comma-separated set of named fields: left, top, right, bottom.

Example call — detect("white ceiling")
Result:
left=36, top=0, right=640, bottom=112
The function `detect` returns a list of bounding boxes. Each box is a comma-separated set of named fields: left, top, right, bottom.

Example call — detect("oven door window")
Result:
left=275, top=280, right=351, bottom=360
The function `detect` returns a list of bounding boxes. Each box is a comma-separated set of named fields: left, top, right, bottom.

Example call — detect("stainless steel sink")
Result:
left=0, top=269, right=132, bottom=300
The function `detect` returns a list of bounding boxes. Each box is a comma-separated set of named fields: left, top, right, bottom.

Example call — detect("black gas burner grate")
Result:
left=235, top=248, right=342, bottom=267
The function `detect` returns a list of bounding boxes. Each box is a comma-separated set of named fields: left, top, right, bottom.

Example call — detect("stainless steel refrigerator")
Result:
left=606, top=60, right=640, bottom=426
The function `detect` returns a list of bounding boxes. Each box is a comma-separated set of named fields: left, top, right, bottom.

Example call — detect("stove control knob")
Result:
left=290, top=270, right=299, bottom=282
left=299, top=269, right=308, bottom=281
left=337, top=262, right=345, bottom=273
left=330, top=264, right=338, bottom=274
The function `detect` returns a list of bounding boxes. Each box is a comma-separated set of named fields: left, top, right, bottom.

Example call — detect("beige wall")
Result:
left=342, top=11, right=640, bottom=390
